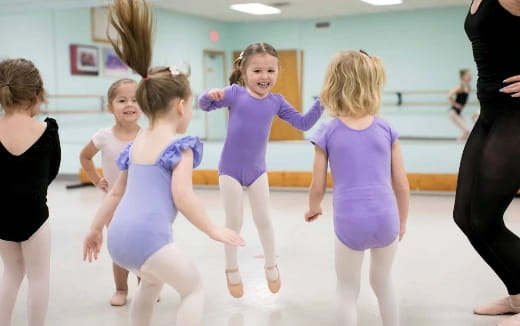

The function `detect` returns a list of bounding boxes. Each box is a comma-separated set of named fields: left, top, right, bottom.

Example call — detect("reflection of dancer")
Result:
left=453, top=0, right=520, bottom=325
left=0, top=58, right=61, bottom=326
left=80, top=78, right=141, bottom=306
left=199, top=42, right=324, bottom=298
left=83, top=1, right=244, bottom=325
left=306, top=51, right=409, bottom=326
left=448, top=69, right=472, bottom=141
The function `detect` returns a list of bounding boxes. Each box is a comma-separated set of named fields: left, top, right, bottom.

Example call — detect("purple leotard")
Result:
left=311, top=117, right=399, bottom=250
left=199, top=84, right=324, bottom=186
left=107, top=136, right=202, bottom=270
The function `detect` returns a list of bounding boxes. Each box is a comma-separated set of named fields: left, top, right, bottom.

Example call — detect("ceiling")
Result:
left=0, top=0, right=469, bottom=21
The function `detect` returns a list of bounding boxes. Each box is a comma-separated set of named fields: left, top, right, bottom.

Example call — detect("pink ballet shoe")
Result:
left=110, top=290, right=128, bottom=306
left=474, top=297, right=520, bottom=315
left=225, top=268, right=243, bottom=298
left=265, top=265, right=281, bottom=294
left=498, top=313, right=520, bottom=326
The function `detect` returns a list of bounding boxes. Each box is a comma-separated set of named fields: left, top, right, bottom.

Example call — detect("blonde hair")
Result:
left=320, top=50, right=386, bottom=117
left=108, top=0, right=191, bottom=125
left=107, top=78, right=137, bottom=105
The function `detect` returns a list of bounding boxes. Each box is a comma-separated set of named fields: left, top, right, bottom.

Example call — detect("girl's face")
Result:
left=242, top=54, right=279, bottom=98
left=109, top=83, right=142, bottom=124
left=461, top=71, right=472, bottom=83
left=176, top=95, right=193, bottom=134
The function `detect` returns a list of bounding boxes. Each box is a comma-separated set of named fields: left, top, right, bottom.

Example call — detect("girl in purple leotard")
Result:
left=198, top=43, right=324, bottom=298
left=305, top=50, right=410, bottom=326
left=83, top=1, right=244, bottom=325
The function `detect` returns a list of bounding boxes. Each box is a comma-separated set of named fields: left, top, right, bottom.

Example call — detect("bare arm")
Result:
left=83, top=170, right=128, bottom=261
left=80, top=141, right=108, bottom=191
left=172, top=149, right=244, bottom=246
left=305, top=145, right=328, bottom=222
left=448, top=85, right=462, bottom=108
left=390, top=140, right=410, bottom=240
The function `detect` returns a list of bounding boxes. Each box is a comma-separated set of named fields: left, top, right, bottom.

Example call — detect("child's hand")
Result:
left=95, top=177, right=109, bottom=192
left=83, top=229, right=103, bottom=262
left=399, top=223, right=407, bottom=241
left=209, top=227, right=245, bottom=247
left=207, top=88, right=225, bottom=101
left=305, top=208, right=322, bottom=222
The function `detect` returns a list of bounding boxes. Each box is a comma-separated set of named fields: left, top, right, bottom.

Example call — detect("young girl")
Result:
left=83, top=1, right=244, bottom=325
left=80, top=78, right=141, bottom=306
left=305, top=50, right=409, bottom=326
left=198, top=42, right=324, bottom=298
left=448, top=69, right=472, bottom=141
left=0, top=58, right=61, bottom=326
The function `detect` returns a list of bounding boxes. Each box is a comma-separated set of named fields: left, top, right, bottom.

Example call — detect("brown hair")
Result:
left=108, top=0, right=191, bottom=124
left=321, top=50, right=386, bottom=117
left=107, top=78, right=137, bottom=105
left=459, top=69, right=470, bottom=78
left=0, top=58, right=46, bottom=112
left=229, top=42, right=279, bottom=85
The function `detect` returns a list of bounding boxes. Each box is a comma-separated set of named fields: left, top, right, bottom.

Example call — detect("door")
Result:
left=202, top=50, right=227, bottom=140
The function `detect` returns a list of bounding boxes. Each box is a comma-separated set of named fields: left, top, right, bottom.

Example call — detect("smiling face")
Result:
left=241, top=54, right=279, bottom=98
left=108, top=82, right=142, bottom=124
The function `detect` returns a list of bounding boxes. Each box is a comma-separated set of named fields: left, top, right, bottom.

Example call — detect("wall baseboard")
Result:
left=192, top=170, right=458, bottom=191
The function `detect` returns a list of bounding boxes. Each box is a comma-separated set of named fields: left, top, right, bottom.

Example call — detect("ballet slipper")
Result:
left=225, top=268, right=244, bottom=298
left=110, top=290, right=128, bottom=306
left=265, top=265, right=281, bottom=294
left=498, top=313, right=520, bottom=326
left=474, top=297, right=520, bottom=315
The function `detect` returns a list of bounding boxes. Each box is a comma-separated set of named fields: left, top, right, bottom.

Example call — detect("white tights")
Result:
left=335, top=238, right=399, bottom=326
left=0, top=221, right=51, bottom=326
left=219, top=174, right=276, bottom=275
left=132, top=243, right=204, bottom=326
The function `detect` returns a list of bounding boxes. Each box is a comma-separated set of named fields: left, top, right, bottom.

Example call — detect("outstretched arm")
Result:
left=172, top=148, right=245, bottom=247
left=305, top=145, right=328, bottom=222
left=198, top=85, right=235, bottom=111
left=83, top=170, right=128, bottom=262
left=277, top=98, right=325, bottom=131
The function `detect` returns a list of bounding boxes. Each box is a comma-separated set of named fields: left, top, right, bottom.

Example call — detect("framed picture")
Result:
left=70, top=44, right=99, bottom=76
left=91, top=7, right=118, bottom=43
left=103, top=47, right=129, bottom=76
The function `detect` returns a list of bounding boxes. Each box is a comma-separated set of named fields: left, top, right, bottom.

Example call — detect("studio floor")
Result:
left=3, top=180, right=519, bottom=326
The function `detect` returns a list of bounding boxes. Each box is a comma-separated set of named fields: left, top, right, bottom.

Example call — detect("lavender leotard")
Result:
left=311, top=118, right=400, bottom=250
left=106, top=136, right=202, bottom=270
left=199, top=84, right=324, bottom=186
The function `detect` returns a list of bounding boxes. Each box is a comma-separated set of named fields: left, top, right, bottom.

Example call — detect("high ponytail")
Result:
left=107, top=0, right=191, bottom=125
left=108, top=0, right=153, bottom=79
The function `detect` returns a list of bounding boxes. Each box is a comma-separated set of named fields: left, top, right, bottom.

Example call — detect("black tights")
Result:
left=454, top=99, right=520, bottom=295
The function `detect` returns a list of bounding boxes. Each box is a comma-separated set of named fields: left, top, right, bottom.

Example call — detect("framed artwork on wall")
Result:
left=70, top=44, right=99, bottom=76
left=103, top=47, right=129, bottom=77
left=91, top=7, right=118, bottom=43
